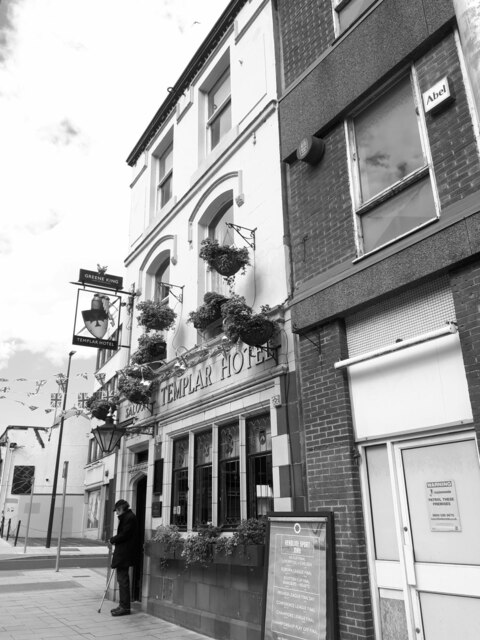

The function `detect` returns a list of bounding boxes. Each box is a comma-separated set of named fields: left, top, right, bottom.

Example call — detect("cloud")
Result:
left=42, top=118, right=81, bottom=146
left=0, top=233, right=12, bottom=254
left=0, top=0, right=19, bottom=63
left=25, top=210, right=62, bottom=235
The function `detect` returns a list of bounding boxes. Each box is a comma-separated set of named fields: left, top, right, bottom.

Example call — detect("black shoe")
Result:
left=110, top=607, right=121, bottom=614
left=111, top=608, right=131, bottom=616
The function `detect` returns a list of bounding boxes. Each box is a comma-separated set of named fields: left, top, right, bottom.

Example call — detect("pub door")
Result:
left=362, top=431, right=480, bottom=640
left=132, top=475, right=146, bottom=602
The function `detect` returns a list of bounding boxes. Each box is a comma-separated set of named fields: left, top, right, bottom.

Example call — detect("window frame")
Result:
left=193, top=430, right=213, bottom=528
left=158, top=143, right=173, bottom=209
left=206, top=68, right=232, bottom=151
left=11, top=465, right=35, bottom=495
left=154, top=256, right=171, bottom=305
left=332, top=0, right=379, bottom=37
left=218, top=422, right=241, bottom=529
left=346, top=66, right=439, bottom=258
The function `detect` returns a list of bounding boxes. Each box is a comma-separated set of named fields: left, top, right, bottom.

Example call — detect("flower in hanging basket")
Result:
left=121, top=365, right=156, bottom=381
left=130, top=332, right=167, bottom=365
left=187, top=292, right=229, bottom=331
left=221, top=295, right=276, bottom=346
left=86, top=395, right=118, bottom=420
left=199, top=238, right=250, bottom=278
left=118, top=376, right=153, bottom=405
left=136, top=300, right=176, bottom=332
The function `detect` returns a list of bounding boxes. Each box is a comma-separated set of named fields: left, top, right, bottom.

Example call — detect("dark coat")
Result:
left=110, top=509, right=138, bottom=569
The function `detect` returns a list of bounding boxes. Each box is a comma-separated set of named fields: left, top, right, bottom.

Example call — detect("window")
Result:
left=208, top=201, right=234, bottom=298
left=154, top=257, right=170, bottom=303
left=219, top=423, right=240, bottom=528
left=167, top=412, right=274, bottom=529
left=88, top=438, right=100, bottom=464
left=87, top=489, right=100, bottom=529
left=247, top=414, right=273, bottom=518
left=193, top=431, right=212, bottom=527
left=158, top=143, right=173, bottom=208
left=349, top=73, right=436, bottom=254
left=171, top=437, right=189, bottom=529
left=207, top=69, right=231, bottom=150
left=11, top=466, right=34, bottom=494
left=334, top=0, right=377, bottom=33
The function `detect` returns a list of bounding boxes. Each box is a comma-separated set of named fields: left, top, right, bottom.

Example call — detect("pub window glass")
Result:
left=193, top=430, right=213, bottom=528
left=171, top=437, right=189, bottom=529
left=218, top=422, right=240, bottom=528
left=247, top=414, right=273, bottom=518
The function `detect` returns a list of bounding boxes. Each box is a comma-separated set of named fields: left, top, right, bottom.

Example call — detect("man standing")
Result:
left=109, top=499, right=138, bottom=616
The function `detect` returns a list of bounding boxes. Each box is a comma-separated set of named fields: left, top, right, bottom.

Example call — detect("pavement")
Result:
left=0, top=537, right=213, bottom=640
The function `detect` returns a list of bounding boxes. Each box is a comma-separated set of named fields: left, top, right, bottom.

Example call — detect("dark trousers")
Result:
left=116, top=566, right=131, bottom=610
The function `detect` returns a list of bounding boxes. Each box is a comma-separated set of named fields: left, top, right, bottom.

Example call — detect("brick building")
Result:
left=276, top=1, right=480, bottom=639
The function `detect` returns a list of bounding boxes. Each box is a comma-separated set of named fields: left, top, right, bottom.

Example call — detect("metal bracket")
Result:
left=225, top=223, right=256, bottom=250
left=253, top=344, right=279, bottom=365
left=293, top=324, right=322, bottom=356
left=159, top=282, right=184, bottom=303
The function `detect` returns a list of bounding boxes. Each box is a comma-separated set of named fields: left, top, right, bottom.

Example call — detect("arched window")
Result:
left=154, top=256, right=170, bottom=303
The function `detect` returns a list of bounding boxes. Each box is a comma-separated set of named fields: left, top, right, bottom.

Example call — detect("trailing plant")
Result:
left=118, top=376, right=153, bottom=405
left=130, top=332, right=167, bottom=365
left=136, top=300, right=176, bottom=332
left=199, top=238, right=250, bottom=282
left=221, top=295, right=276, bottom=346
left=187, top=292, right=229, bottom=331
left=150, top=523, right=181, bottom=545
left=121, top=365, right=156, bottom=381
left=181, top=522, right=221, bottom=568
left=215, top=517, right=267, bottom=555
left=85, top=394, right=118, bottom=420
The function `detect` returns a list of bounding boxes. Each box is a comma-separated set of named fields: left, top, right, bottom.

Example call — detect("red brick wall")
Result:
left=288, top=124, right=355, bottom=287
left=416, top=32, right=480, bottom=208
left=277, top=0, right=334, bottom=89
left=299, top=321, right=373, bottom=639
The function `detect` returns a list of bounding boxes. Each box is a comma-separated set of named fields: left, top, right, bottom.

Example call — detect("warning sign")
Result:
left=426, top=480, right=461, bottom=532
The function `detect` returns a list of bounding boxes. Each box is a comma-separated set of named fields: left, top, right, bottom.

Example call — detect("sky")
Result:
left=0, top=0, right=231, bottom=428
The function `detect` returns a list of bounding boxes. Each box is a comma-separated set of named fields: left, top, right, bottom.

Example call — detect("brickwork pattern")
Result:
left=288, top=123, right=355, bottom=288
left=299, top=320, right=373, bottom=639
left=416, top=32, right=480, bottom=208
left=277, top=0, right=334, bottom=89
left=449, top=263, right=480, bottom=444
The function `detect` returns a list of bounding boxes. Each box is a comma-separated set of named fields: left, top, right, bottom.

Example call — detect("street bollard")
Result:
left=14, top=521, right=21, bottom=546
left=6, top=518, right=11, bottom=541
left=0, top=516, right=4, bottom=538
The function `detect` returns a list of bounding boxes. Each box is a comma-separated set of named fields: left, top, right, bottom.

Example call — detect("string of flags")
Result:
left=0, top=371, right=100, bottom=416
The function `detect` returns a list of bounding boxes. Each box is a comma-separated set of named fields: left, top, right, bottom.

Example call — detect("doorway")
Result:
left=362, top=431, right=480, bottom=640
left=132, top=475, right=147, bottom=602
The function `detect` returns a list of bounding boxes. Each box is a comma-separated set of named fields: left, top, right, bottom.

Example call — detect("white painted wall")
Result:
left=0, top=417, right=91, bottom=539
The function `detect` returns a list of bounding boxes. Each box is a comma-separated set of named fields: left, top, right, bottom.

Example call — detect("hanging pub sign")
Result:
left=72, top=288, right=121, bottom=349
left=263, top=512, right=337, bottom=640
left=78, top=268, right=123, bottom=291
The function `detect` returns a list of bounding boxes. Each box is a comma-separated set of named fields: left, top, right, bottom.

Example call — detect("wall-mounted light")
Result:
left=296, top=135, right=325, bottom=165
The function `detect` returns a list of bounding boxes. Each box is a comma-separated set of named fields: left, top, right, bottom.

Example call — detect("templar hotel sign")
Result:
left=72, top=267, right=123, bottom=349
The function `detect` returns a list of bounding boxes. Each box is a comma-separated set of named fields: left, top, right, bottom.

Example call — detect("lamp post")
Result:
left=45, top=350, right=76, bottom=548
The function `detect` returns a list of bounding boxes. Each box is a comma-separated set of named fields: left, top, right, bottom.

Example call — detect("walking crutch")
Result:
left=98, top=568, right=115, bottom=613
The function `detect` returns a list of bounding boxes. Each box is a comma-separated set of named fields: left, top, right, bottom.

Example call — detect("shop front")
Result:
left=132, top=334, right=297, bottom=639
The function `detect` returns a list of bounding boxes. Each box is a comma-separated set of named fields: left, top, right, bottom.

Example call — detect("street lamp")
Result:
left=45, top=350, right=76, bottom=548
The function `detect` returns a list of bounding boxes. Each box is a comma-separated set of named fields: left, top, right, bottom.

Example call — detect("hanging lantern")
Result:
left=91, top=416, right=126, bottom=455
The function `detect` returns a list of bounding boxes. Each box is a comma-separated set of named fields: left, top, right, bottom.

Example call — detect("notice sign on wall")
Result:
left=263, top=513, right=337, bottom=640
left=426, top=480, right=462, bottom=532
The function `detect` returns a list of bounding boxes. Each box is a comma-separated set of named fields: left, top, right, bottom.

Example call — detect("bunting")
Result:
left=77, top=392, right=89, bottom=408
left=50, top=393, right=63, bottom=408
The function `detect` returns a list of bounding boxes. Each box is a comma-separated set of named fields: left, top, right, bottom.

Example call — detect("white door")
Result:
left=362, top=432, right=480, bottom=640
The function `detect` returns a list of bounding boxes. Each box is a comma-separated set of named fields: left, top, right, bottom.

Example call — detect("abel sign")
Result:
left=422, top=76, right=453, bottom=114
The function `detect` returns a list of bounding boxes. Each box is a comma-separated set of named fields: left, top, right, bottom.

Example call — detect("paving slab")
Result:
left=0, top=566, right=213, bottom=640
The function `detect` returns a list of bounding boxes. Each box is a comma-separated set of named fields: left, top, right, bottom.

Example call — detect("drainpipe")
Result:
left=452, top=0, right=480, bottom=121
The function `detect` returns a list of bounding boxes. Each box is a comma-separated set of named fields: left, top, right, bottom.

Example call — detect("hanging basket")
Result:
left=210, top=253, right=246, bottom=277
left=239, top=316, right=275, bottom=347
